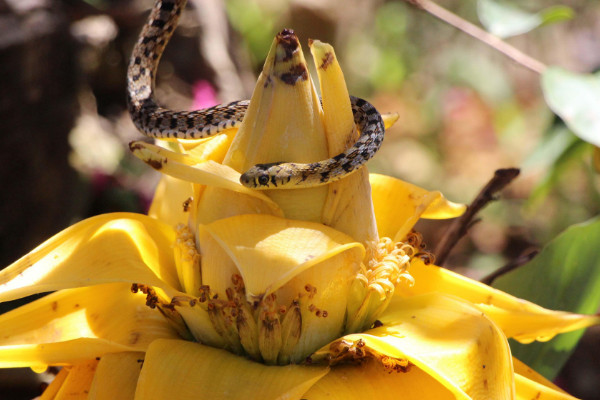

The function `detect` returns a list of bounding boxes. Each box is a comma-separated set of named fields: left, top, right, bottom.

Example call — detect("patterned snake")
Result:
left=127, top=0, right=385, bottom=189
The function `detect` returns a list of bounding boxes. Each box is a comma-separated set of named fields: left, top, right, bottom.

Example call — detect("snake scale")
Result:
left=127, top=0, right=385, bottom=189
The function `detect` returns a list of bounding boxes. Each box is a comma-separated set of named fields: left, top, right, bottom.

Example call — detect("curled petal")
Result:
left=134, top=339, right=329, bottom=400
left=313, top=293, right=514, bottom=399
left=303, top=360, right=455, bottom=400
left=0, top=283, right=180, bottom=351
left=0, top=213, right=181, bottom=302
left=178, top=129, right=236, bottom=162
left=199, top=214, right=365, bottom=299
left=382, top=112, right=400, bottom=129
left=370, top=174, right=465, bottom=241
left=477, top=303, right=600, bottom=343
left=130, top=141, right=283, bottom=217
left=402, top=260, right=600, bottom=342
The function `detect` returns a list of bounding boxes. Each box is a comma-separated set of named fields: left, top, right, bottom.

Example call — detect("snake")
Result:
left=127, top=0, right=385, bottom=189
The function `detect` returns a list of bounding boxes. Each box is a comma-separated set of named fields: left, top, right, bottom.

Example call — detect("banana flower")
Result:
left=0, top=30, right=597, bottom=400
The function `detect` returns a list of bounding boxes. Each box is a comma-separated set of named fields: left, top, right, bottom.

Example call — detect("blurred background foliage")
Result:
left=1, top=0, right=599, bottom=398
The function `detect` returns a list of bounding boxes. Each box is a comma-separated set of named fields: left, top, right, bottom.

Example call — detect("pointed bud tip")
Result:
left=278, top=28, right=295, bottom=37
left=275, top=28, right=300, bottom=62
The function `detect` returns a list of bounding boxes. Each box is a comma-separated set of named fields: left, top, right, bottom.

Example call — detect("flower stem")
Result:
left=405, top=0, right=547, bottom=75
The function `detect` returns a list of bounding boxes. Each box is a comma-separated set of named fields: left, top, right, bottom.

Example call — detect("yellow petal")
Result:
left=134, top=339, right=329, bottom=400
left=148, top=174, right=194, bottom=227
left=513, top=357, right=570, bottom=397
left=382, top=112, right=400, bottom=129
left=303, top=360, right=455, bottom=400
left=197, top=214, right=365, bottom=361
left=370, top=174, right=465, bottom=241
left=88, top=352, right=144, bottom=400
left=178, top=128, right=236, bottom=162
left=40, top=366, right=68, bottom=399
left=194, top=186, right=282, bottom=226
left=477, top=303, right=600, bottom=343
left=0, top=283, right=180, bottom=350
left=402, top=260, right=600, bottom=342
left=310, top=39, right=379, bottom=245
left=221, top=31, right=329, bottom=222
left=193, top=225, right=240, bottom=297
left=515, top=374, right=577, bottom=400
left=130, top=141, right=283, bottom=217
left=199, top=214, right=365, bottom=299
left=314, top=293, right=515, bottom=399
left=53, top=359, right=98, bottom=400
left=0, top=339, right=130, bottom=368
left=0, top=213, right=180, bottom=302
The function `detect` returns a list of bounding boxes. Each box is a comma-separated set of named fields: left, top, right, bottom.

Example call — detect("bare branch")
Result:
left=406, top=0, right=547, bottom=75
left=480, top=248, right=539, bottom=286
left=434, top=168, right=520, bottom=265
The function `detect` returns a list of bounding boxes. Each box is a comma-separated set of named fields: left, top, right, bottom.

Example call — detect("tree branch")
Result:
left=480, top=248, right=539, bottom=285
left=434, top=168, right=520, bottom=265
left=406, top=0, right=547, bottom=75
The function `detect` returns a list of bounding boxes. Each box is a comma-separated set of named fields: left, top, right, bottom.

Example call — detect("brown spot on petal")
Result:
left=280, top=28, right=295, bottom=36
left=129, top=331, right=141, bottom=345
left=276, top=29, right=298, bottom=62
left=51, top=301, right=58, bottom=311
left=279, top=64, right=308, bottom=85
left=320, top=52, right=334, bottom=70
left=147, top=157, right=166, bottom=170
left=263, top=74, right=273, bottom=88
left=129, top=142, right=144, bottom=152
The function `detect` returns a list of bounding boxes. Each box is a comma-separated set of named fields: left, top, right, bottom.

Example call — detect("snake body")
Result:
left=127, top=0, right=385, bottom=189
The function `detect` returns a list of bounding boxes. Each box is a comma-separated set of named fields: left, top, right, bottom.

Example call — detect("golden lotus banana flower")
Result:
left=0, top=18, right=598, bottom=400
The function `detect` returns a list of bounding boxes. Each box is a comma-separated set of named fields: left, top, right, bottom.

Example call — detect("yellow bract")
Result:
left=370, top=173, right=466, bottom=241
left=135, top=339, right=329, bottom=400
left=401, top=259, right=600, bottom=343
left=310, top=40, right=379, bottom=245
left=200, top=214, right=364, bottom=299
left=0, top=27, right=595, bottom=400
left=0, top=213, right=181, bottom=302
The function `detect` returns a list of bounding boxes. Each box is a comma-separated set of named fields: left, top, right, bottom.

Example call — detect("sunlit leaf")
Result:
left=493, top=217, right=600, bottom=379
left=478, top=0, right=573, bottom=38
left=541, top=67, right=600, bottom=147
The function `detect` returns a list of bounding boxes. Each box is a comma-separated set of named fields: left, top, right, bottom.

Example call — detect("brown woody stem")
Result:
left=434, top=168, right=520, bottom=265
left=480, top=248, right=539, bottom=285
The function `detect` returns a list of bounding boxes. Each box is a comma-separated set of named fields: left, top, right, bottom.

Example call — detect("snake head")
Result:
left=240, top=162, right=286, bottom=189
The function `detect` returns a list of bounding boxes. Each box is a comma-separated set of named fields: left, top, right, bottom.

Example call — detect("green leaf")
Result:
left=477, top=0, right=573, bottom=38
left=539, top=6, right=575, bottom=27
left=492, top=217, right=600, bottom=379
left=542, top=67, right=600, bottom=147
left=523, top=125, right=588, bottom=208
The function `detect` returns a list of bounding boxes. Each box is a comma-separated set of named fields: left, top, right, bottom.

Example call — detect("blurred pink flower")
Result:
left=192, top=80, right=218, bottom=109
